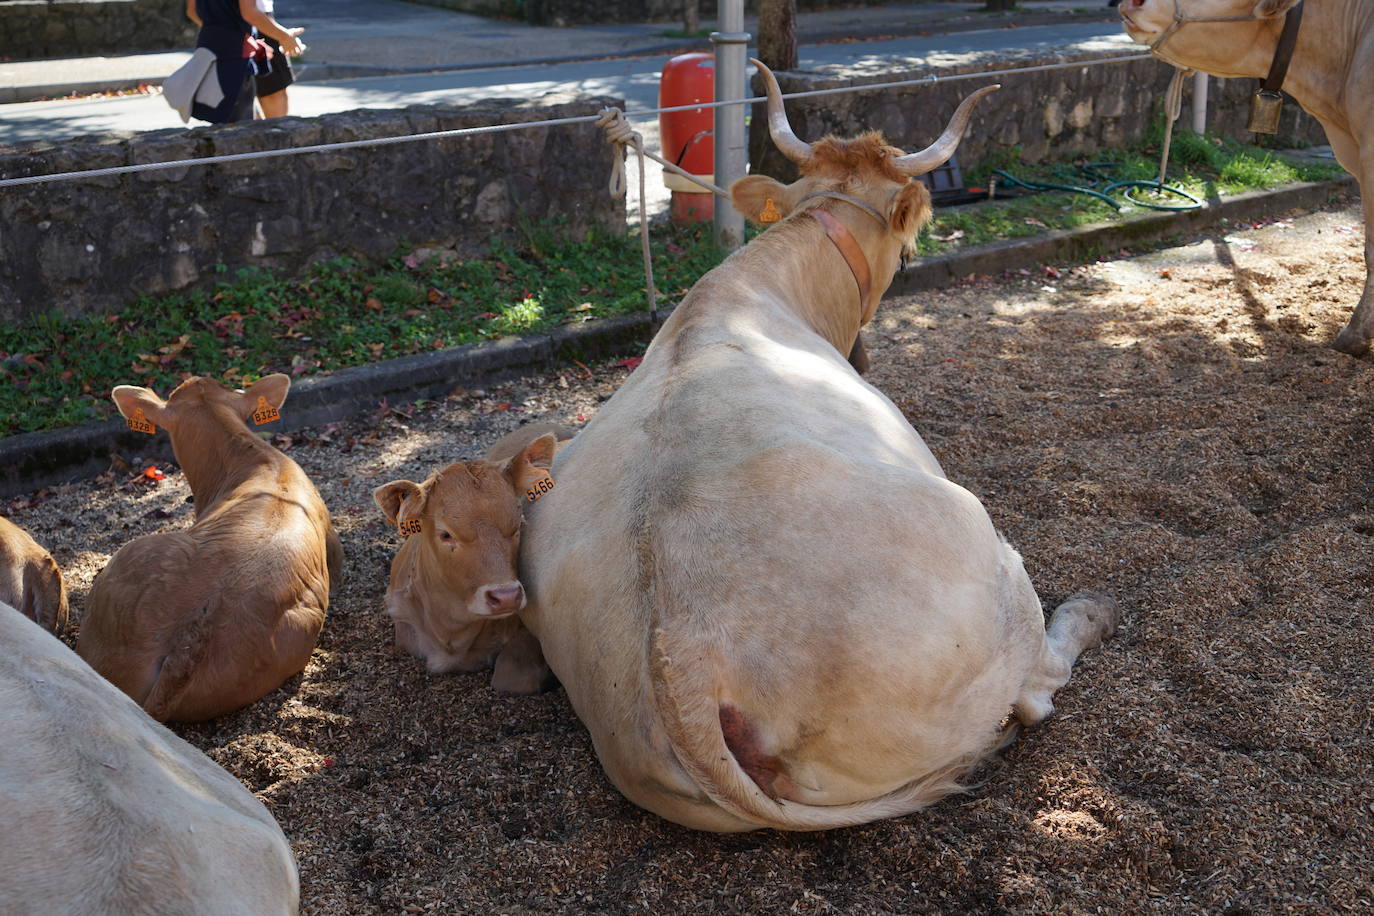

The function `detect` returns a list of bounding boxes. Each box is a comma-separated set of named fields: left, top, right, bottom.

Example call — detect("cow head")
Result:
left=112, top=374, right=291, bottom=438
left=373, top=433, right=557, bottom=624
left=1120, top=0, right=1301, bottom=69
left=732, top=61, right=997, bottom=309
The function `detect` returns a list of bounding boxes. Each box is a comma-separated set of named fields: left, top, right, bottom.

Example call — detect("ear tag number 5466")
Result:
left=526, top=471, right=556, bottom=503
left=398, top=518, right=422, bottom=535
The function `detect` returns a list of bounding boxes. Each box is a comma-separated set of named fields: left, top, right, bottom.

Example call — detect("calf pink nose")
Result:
left=483, top=584, right=525, bottom=614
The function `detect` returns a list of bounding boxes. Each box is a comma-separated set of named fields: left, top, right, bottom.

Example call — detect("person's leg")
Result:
left=258, top=88, right=289, bottom=118
left=254, top=37, right=294, bottom=119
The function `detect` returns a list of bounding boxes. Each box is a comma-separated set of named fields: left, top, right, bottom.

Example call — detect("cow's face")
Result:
left=374, top=434, right=557, bottom=627
left=111, top=374, right=291, bottom=438
left=1120, top=0, right=1300, bottom=60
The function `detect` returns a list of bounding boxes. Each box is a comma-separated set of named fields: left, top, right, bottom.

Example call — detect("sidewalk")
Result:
left=0, top=0, right=1122, bottom=104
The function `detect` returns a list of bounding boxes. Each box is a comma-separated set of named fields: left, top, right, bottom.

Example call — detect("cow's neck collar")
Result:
left=795, top=190, right=889, bottom=324
left=1147, top=0, right=1304, bottom=74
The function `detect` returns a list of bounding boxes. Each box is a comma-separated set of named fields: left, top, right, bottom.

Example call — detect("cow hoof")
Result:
left=1061, top=591, right=1121, bottom=644
left=1332, top=327, right=1372, bottom=358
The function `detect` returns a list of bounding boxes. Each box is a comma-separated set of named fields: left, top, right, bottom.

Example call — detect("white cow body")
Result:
left=520, top=76, right=1119, bottom=830
left=0, top=602, right=299, bottom=914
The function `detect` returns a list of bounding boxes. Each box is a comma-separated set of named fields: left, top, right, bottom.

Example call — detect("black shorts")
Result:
left=255, top=37, right=295, bottom=96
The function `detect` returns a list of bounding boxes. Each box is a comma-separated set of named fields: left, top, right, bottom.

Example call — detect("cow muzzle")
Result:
left=473, top=582, right=526, bottom=617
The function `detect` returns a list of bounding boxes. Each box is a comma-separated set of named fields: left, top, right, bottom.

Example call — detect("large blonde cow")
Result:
left=519, top=62, right=1120, bottom=833
left=1, top=602, right=299, bottom=914
left=1120, top=0, right=1374, bottom=355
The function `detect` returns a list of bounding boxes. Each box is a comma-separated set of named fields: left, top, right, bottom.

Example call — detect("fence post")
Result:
left=1191, top=72, right=1208, bottom=134
left=710, top=0, right=749, bottom=252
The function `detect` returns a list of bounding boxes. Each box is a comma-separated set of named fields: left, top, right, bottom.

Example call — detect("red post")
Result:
left=658, top=52, right=716, bottom=223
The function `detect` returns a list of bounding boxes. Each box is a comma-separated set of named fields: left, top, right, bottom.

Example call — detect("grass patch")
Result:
left=915, top=130, right=1344, bottom=256
left=0, top=222, right=724, bottom=437
left=0, top=130, right=1345, bottom=439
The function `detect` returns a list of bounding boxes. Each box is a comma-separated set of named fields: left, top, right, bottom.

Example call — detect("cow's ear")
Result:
left=374, top=480, right=424, bottom=526
left=506, top=433, right=557, bottom=494
left=1252, top=0, right=1301, bottom=17
left=888, top=180, right=933, bottom=241
left=112, top=385, right=169, bottom=431
left=240, top=373, right=291, bottom=414
left=731, top=175, right=798, bottom=226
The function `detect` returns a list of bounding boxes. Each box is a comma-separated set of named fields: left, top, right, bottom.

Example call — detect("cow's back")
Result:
left=523, top=305, right=1038, bottom=828
left=0, top=603, right=299, bottom=914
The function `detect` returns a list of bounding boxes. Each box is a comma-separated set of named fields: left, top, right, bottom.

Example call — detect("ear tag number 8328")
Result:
left=253, top=396, right=281, bottom=425
left=126, top=407, right=155, bottom=435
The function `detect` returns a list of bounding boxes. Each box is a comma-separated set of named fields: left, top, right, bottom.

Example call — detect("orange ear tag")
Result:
left=525, top=469, right=556, bottom=503
left=252, top=396, right=281, bottom=425
left=759, top=198, right=782, bottom=224
left=126, top=408, right=155, bottom=435
left=398, top=518, right=422, bottom=536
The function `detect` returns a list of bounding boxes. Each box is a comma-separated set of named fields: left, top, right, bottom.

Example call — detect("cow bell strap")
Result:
left=1262, top=1, right=1304, bottom=93
left=807, top=208, right=872, bottom=317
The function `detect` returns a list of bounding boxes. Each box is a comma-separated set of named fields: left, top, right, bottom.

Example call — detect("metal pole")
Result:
left=1191, top=72, right=1208, bottom=134
left=710, top=0, right=749, bottom=252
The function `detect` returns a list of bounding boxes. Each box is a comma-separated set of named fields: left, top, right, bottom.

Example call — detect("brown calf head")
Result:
left=374, top=432, right=558, bottom=621
left=732, top=61, right=998, bottom=278
left=112, top=374, right=291, bottom=441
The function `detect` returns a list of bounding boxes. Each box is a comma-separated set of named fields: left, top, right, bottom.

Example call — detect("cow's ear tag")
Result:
left=126, top=408, right=155, bottom=435
left=252, top=396, right=281, bottom=425
left=759, top=198, right=782, bottom=223
left=398, top=518, right=422, bottom=536
left=525, top=469, right=556, bottom=503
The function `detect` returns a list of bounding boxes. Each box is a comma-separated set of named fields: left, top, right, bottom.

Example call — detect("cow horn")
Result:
left=752, top=58, right=813, bottom=166
left=893, top=84, right=1000, bottom=175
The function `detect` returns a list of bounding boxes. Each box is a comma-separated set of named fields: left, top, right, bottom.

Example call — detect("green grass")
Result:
left=0, top=130, right=1347, bottom=439
left=0, top=222, right=724, bottom=437
left=916, top=131, right=1345, bottom=256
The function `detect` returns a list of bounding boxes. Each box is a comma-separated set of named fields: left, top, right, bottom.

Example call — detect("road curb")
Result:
left=0, top=174, right=1356, bottom=500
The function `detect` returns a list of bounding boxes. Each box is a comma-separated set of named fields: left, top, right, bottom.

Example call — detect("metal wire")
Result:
left=0, top=52, right=1153, bottom=190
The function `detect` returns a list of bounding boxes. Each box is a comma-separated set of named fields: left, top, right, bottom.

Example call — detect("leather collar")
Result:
left=807, top=208, right=872, bottom=319
left=1262, top=1, right=1304, bottom=93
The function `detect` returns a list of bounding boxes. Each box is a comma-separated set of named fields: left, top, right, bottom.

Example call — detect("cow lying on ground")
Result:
left=78, top=374, right=344, bottom=722
left=0, top=516, right=67, bottom=634
left=1, top=600, right=299, bottom=914
left=373, top=424, right=568, bottom=694
left=1120, top=0, right=1374, bottom=355
left=518, top=62, right=1120, bottom=832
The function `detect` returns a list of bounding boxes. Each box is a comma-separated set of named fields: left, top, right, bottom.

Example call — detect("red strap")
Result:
left=809, top=208, right=872, bottom=316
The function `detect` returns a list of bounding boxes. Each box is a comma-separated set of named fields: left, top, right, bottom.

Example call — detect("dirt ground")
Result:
left=8, top=198, right=1373, bottom=914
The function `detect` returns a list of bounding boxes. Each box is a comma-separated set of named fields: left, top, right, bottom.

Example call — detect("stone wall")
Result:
left=0, top=96, right=626, bottom=320
left=748, top=50, right=1330, bottom=184
left=0, top=0, right=194, bottom=60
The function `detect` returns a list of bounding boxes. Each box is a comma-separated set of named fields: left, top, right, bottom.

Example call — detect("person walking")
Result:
left=183, top=0, right=305, bottom=123
left=250, top=0, right=301, bottom=118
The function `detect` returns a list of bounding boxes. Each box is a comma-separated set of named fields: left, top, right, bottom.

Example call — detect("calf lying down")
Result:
left=1, top=601, right=298, bottom=915
left=374, top=424, right=570, bottom=694
left=0, top=515, right=67, bottom=634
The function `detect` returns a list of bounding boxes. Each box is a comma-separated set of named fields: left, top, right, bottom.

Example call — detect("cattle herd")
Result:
left=1, top=4, right=1369, bottom=903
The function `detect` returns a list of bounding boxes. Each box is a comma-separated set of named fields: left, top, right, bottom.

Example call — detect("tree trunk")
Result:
left=684, top=0, right=699, bottom=35
left=757, top=0, right=798, bottom=72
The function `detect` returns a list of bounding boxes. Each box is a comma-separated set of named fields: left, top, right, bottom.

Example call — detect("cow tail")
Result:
left=141, top=602, right=216, bottom=722
left=649, top=626, right=987, bottom=831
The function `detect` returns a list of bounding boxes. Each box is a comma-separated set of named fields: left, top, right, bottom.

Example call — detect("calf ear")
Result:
left=242, top=373, right=291, bottom=410
left=888, top=180, right=933, bottom=242
left=111, top=385, right=168, bottom=430
left=1252, top=0, right=1301, bottom=17
left=506, top=433, right=558, bottom=494
left=373, top=480, right=424, bottom=526
left=731, top=175, right=797, bottom=226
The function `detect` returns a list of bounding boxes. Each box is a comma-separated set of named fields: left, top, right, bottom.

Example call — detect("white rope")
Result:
left=595, top=107, right=658, bottom=323
left=0, top=52, right=1153, bottom=190
left=1156, top=65, right=1193, bottom=187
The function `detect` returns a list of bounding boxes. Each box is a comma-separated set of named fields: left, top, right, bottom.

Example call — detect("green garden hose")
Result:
left=990, top=161, right=1203, bottom=212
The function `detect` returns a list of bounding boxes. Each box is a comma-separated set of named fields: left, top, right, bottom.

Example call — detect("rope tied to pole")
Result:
left=1158, top=65, right=1193, bottom=187
left=596, top=106, right=659, bottom=324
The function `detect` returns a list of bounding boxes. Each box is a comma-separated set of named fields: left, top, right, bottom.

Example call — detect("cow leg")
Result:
left=491, top=624, right=557, bottom=694
left=1012, top=592, right=1120, bottom=726
left=1329, top=130, right=1373, bottom=357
